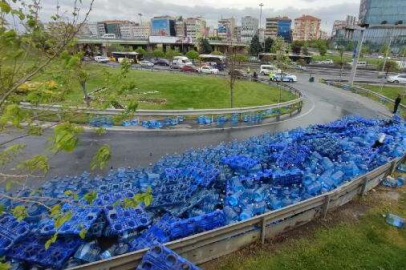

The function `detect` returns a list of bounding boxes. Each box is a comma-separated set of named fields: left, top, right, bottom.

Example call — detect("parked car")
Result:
left=94, top=56, right=110, bottom=63
left=171, top=56, right=193, bottom=69
left=271, top=73, right=298, bottom=82
left=153, top=58, right=170, bottom=66
left=181, top=65, right=198, bottom=73
left=139, top=60, right=154, bottom=68
left=198, top=66, right=219, bottom=74
left=260, top=65, right=281, bottom=75
left=387, top=74, right=406, bottom=84
left=229, top=69, right=246, bottom=78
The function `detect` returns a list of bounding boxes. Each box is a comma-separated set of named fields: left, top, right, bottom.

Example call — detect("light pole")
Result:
left=349, top=28, right=366, bottom=87
left=259, top=3, right=265, bottom=52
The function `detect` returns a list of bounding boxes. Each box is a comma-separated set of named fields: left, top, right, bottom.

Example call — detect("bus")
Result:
left=199, top=54, right=227, bottom=70
left=111, top=52, right=140, bottom=63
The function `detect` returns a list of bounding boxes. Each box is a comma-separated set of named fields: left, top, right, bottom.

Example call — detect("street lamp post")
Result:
left=349, top=28, right=366, bottom=87
left=381, top=21, right=403, bottom=73
left=259, top=3, right=264, bottom=51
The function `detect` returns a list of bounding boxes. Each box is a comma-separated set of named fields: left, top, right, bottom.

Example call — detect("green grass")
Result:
left=214, top=187, right=406, bottom=270
left=37, top=63, right=296, bottom=110
left=358, top=84, right=406, bottom=105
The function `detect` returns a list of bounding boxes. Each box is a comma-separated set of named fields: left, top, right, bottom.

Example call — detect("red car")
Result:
left=181, top=65, right=198, bottom=73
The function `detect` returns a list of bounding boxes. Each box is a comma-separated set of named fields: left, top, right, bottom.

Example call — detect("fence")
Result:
left=324, top=79, right=406, bottom=110
left=19, top=84, right=303, bottom=118
left=69, top=154, right=405, bottom=270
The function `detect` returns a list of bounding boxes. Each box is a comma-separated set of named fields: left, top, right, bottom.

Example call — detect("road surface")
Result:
left=0, top=73, right=392, bottom=183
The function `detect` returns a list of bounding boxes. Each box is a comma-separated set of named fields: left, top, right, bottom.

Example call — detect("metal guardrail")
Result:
left=324, top=80, right=406, bottom=110
left=20, top=84, right=303, bottom=117
left=70, top=154, right=405, bottom=270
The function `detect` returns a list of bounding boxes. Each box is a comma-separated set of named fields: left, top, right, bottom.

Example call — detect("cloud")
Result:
left=39, top=0, right=360, bottom=32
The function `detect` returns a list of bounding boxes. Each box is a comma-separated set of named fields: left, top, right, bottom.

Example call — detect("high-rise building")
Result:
left=151, top=16, right=176, bottom=36
left=132, top=21, right=150, bottom=39
left=293, top=15, right=321, bottom=41
left=265, top=17, right=278, bottom=38
left=346, top=15, right=357, bottom=26
left=265, top=16, right=292, bottom=42
left=234, top=26, right=242, bottom=42
left=332, top=20, right=347, bottom=36
left=241, top=16, right=259, bottom=43
left=119, top=21, right=136, bottom=39
left=175, top=19, right=186, bottom=37
left=277, top=17, right=292, bottom=42
left=359, top=0, right=406, bottom=26
left=185, top=17, right=206, bottom=42
left=78, top=22, right=99, bottom=37
left=103, top=20, right=130, bottom=39
left=319, top=30, right=329, bottom=40
left=97, top=22, right=106, bottom=37
left=218, top=18, right=236, bottom=40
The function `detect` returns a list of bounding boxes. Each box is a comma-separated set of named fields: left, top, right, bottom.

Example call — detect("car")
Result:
left=139, top=60, right=154, bottom=68
left=229, top=69, right=246, bottom=78
left=387, top=74, right=406, bottom=84
left=171, top=57, right=193, bottom=69
left=260, top=65, right=281, bottom=75
left=181, top=65, right=198, bottom=73
left=153, top=59, right=170, bottom=66
left=198, top=66, right=219, bottom=74
left=271, top=73, right=298, bottom=82
left=94, top=56, right=110, bottom=63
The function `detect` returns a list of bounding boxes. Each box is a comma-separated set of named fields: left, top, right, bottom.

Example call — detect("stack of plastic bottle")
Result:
left=89, top=116, right=114, bottom=128
left=2, top=115, right=406, bottom=269
left=196, top=115, right=212, bottom=125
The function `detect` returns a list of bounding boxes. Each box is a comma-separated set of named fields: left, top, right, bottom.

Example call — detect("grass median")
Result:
left=208, top=184, right=406, bottom=270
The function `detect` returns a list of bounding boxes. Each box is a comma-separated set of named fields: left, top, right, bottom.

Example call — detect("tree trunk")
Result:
left=81, top=81, right=90, bottom=107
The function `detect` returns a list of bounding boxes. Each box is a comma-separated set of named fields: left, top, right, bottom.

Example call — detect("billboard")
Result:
left=149, top=36, right=192, bottom=44
left=218, top=24, right=228, bottom=34
left=152, top=19, right=169, bottom=36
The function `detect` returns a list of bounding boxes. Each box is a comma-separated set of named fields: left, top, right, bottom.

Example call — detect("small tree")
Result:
left=378, top=60, right=400, bottom=77
left=198, top=38, right=212, bottom=54
left=232, top=54, right=248, bottom=66
left=211, top=50, right=223, bottom=55
left=291, top=40, right=303, bottom=55
left=302, top=44, right=309, bottom=55
left=165, top=48, right=182, bottom=59
left=335, top=46, right=346, bottom=81
left=249, top=34, right=262, bottom=56
left=186, top=50, right=199, bottom=60
left=153, top=48, right=165, bottom=58
left=380, top=43, right=390, bottom=56
left=272, top=37, right=291, bottom=102
left=135, top=47, right=147, bottom=57
left=264, top=37, right=274, bottom=53
left=318, top=44, right=327, bottom=56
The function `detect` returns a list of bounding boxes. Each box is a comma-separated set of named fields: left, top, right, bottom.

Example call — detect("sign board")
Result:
left=149, top=36, right=192, bottom=44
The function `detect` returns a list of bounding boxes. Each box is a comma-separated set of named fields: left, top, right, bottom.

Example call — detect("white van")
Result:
left=260, top=65, right=281, bottom=75
left=171, top=56, right=193, bottom=69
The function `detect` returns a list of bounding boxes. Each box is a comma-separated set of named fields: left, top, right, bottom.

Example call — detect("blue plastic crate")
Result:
left=0, top=214, right=30, bottom=256
left=136, top=245, right=201, bottom=270
left=104, top=206, right=151, bottom=235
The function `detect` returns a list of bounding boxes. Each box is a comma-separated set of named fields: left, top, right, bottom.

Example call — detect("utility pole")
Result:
left=259, top=3, right=264, bottom=51
left=349, top=29, right=365, bottom=87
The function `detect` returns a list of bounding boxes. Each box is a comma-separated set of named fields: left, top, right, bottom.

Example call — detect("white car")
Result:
left=271, top=73, right=298, bottom=82
left=198, top=66, right=219, bottom=74
left=387, top=74, right=406, bottom=84
left=139, top=60, right=154, bottom=68
left=94, top=56, right=110, bottom=63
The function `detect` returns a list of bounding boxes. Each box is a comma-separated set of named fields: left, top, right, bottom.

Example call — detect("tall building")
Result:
left=293, top=15, right=321, bottom=41
left=78, top=22, right=99, bottom=37
left=185, top=17, right=206, bottom=42
left=119, top=21, right=136, bottom=39
left=103, top=20, right=130, bottom=39
left=319, top=30, right=329, bottom=40
left=265, top=17, right=278, bottom=38
left=132, top=21, right=150, bottom=39
left=218, top=18, right=236, bottom=40
left=359, top=0, right=406, bottom=26
left=265, top=16, right=292, bottom=42
left=151, top=16, right=176, bottom=36
left=234, top=26, right=242, bottom=42
left=277, top=17, right=292, bottom=42
left=332, top=15, right=357, bottom=37
left=241, top=16, right=259, bottom=44
left=175, top=19, right=186, bottom=37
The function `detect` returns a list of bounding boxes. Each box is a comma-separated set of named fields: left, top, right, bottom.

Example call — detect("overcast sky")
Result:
left=41, top=0, right=361, bottom=32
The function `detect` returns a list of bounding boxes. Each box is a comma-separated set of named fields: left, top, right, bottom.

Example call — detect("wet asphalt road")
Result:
left=0, top=73, right=391, bottom=183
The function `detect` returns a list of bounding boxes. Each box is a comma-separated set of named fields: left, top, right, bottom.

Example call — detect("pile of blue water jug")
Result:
left=89, top=116, right=114, bottom=128
left=2, top=115, right=406, bottom=269
left=122, top=116, right=185, bottom=129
